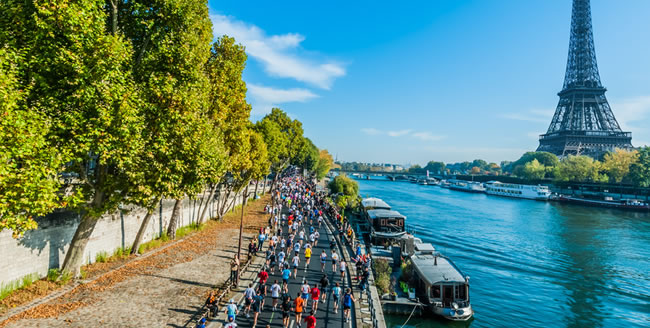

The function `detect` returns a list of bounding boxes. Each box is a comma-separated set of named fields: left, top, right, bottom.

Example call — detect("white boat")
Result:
left=411, top=245, right=473, bottom=321
left=448, top=180, right=486, bottom=193
left=485, top=181, right=551, bottom=200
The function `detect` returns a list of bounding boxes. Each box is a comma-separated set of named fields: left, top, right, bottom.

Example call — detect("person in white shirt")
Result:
left=331, top=250, right=339, bottom=272
left=271, top=280, right=282, bottom=311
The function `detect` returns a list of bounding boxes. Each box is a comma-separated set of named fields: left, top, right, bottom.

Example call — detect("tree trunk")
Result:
left=110, top=0, right=118, bottom=35
left=237, top=185, right=249, bottom=262
left=198, top=185, right=216, bottom=224
left=131, top=209, right=155, bottom=255
left=228, top=191, right=239, bottom=213
left=254, top=180, right=259, bottom=198
left=195, top=189, right=207, bottom=224
left=217, top=188, right=231, bottom=220
left=61, top=213, right=100, bottom=277
left=166, top=199, right=182, bottom=239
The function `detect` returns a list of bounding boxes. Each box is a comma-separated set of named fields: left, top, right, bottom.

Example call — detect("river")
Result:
left=356, top=178, right=650, bottom=328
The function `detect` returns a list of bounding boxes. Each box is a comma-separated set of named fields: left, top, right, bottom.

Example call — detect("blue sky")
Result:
left=208, top=0, right=650, bottom=165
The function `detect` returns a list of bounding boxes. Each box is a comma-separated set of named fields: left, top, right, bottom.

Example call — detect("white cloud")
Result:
left=361, top=128, right=381, bottom=135
left=248, top=84, right=318, bottom=103
left=611, top=96, right=650, bottom=131
left=387, top=129, right=412, bottom=137
left=211, top=14, right=345, bottom=89
left=411, top=132, right=446, bottom=141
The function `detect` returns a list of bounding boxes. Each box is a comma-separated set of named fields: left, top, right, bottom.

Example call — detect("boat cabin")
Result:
left=365, top=209, right=406, bottom=239
left=411, top=253, right=471, bottom=317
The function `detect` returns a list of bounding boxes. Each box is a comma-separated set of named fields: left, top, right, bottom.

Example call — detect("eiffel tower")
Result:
left=537, top=0, right=632, bottom=157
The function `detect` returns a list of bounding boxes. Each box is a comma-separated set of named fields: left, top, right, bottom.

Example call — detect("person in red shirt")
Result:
left=310, top=284, right=321, bottom=312
left=258, top=268, right=269, bottom=285
left=304, top=311, right=317, bottom=328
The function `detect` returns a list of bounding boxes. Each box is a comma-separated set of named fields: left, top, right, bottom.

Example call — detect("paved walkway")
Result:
left=213, top=213, right=356, bottom=328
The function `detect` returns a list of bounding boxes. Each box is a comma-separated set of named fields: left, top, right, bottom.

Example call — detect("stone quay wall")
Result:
left=0, top=185, right=269, bottom=286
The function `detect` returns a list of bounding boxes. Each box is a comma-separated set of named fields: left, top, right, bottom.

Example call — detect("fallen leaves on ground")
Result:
left=0, top=194, right=271, bottom=327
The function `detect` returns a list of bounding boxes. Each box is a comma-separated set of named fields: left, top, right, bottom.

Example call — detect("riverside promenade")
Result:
left=210, top=177, right=361, bottom=328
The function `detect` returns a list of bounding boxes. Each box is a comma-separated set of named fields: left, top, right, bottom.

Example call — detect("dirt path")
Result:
left=1, top=194, right=271, bottom=328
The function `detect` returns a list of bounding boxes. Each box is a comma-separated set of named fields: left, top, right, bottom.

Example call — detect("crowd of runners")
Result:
left=213, top=171, right=372, bottom=328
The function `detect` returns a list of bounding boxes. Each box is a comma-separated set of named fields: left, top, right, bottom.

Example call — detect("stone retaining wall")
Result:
left=0, top=185, right=269, bottom=286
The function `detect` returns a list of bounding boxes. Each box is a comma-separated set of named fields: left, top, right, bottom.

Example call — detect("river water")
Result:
left=356, top=178, right=650, bottom=328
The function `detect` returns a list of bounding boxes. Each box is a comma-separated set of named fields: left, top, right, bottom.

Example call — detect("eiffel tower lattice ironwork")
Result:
left=537, top=0, right=632, bottom=157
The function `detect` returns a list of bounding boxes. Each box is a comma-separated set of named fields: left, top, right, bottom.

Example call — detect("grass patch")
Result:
left=373, top=259, right=392, bottom=295
left=59, top=270, right=72, bottom=285
left=95, top=251, right=108, bottom=263
left=138, top=238, right=162, bottom=254
left=176, top=223, right=204, bottom=239
left=47, top=269, right=60, bottom=282
left=1, top=273, right=39, bottom=301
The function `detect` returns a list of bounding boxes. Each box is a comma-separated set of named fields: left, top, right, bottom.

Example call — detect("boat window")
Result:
left=431, top=285, right=441, bottom=299
left=458, top=284, right=467, bottom=300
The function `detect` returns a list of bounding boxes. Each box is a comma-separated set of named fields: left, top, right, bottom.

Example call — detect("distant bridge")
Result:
left=331, top=169, right=445, bottom=180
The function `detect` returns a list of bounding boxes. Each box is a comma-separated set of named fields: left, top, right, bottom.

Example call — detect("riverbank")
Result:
left=0, top=194, right=272, bottom=328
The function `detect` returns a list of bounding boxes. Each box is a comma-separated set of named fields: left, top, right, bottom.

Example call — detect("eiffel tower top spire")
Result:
left=563, top=0, right=602, bottom=90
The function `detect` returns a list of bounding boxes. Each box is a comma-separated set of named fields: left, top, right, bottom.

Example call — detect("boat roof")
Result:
left=362, top=198, right=391, bottom=210
left=411, top=254, right=466, bottom=285
left=414, top=242, right=435, bottom=254
left=366, top=209, right=406, bottom=220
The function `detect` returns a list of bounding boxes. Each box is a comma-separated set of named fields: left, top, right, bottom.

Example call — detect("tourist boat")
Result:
left=554, top=195, right=650, bottom=211
left=484, top=181, right=551, bottom=200
left=439, top=180, right=451, bottom=188
left=411, top=244, right=473, bottom=321
left=365, top=209, right=407, bottom=240
left=448, top=180, right=485, bottom=193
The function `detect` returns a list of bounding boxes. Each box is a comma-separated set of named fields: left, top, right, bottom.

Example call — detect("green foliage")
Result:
left=629, top=147, right=650, bottom=187
left=176, top=222, right=204, bottom=239
left=0, top=48, right=64, bottom=237
left=601, top=149, right=639, bottom=183
left=328, top=175, right=359, bottom=196
left=509, top=152, right=559, bottom=176
left=47, top=269, right=61, bottom=282
left=424, top=161, right=446, bottom=175
left=59, top=270, right=72, bottom=284
left=95, top=251, right=108, bottom=263
left=521, top=159, right=548, bottom=180
left=138, top=239, right=163, bottom=254
left=315, top=150, right=335, bottom=180
left=408, top=165, right=424, bottom=174
left=373, top=259, right=392, bottom=295
left=399, top=260, right=414, bottom=283
left=553, top=155, right=607, bottom=183
left=0, top=273, right=40, bottom=300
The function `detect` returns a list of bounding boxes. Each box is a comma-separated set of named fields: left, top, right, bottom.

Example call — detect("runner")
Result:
left=300, top=280, right=311, bottom=302
left=251, top=293, right=263, bottom=326
left=313, top=230, right=320, bottom=247
left=243, top=283, right=256, bottom=318
left=332, top=282, right=341, bottom=314
left=224, top=298, right=238, bottom=322
left=340, top=260, right=347, bottom=283
left=331, top=249, right=339, bottom=272
left=319, top=250, right=327, bottom=272
left=303, top=243, right=312, bottom=271
left=319, top=274, right=329, bottom=303
left=304, top=311, right=317, bottom=328
left=292, top=252, right=300, bottom=278
left=293, top=292, right=305, bottom=327
left=223, top=316, right=237, bottom=328
left=282, top=266, right=292, bottom=285
left=271, top=280, right=281, bottom=311
left=281, top=289, right=292, bottom=328
left=343, top=288, right=356, bottom=323
left=256, top=282, right=267, bottom=310
left=310, top=284, right=320, bottom=312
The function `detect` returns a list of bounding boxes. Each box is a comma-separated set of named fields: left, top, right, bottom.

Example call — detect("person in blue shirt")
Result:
left=282, top=267, right=292, bottom=285
left=196, top=317, right=206, bottom=328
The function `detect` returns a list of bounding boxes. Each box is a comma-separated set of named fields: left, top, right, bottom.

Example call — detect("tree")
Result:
left=629, top=147, right=650, bottom=187
left=121, top=0, right=216, bottom=249
left=2, top=0, right=146, bottom=276
left=315, top=150, right=334, bottom=180
left=328, top=175, right=359, bottom=197
left=521, top=159, right=547, bottom=180
left=408, top=165, right=424, bottom=174
left=471, top=159, right=488, bottom=170
left=601, top=148, right=639, bottom=183
left=0, top=48, right=65, bottom=237
left=424, top=161, right=446, bottom=175
left=553, top=155, right=606, bottom=183
left=470, top=166, right=482, bottom=175
left=509, top=151, right=559, bottom=176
